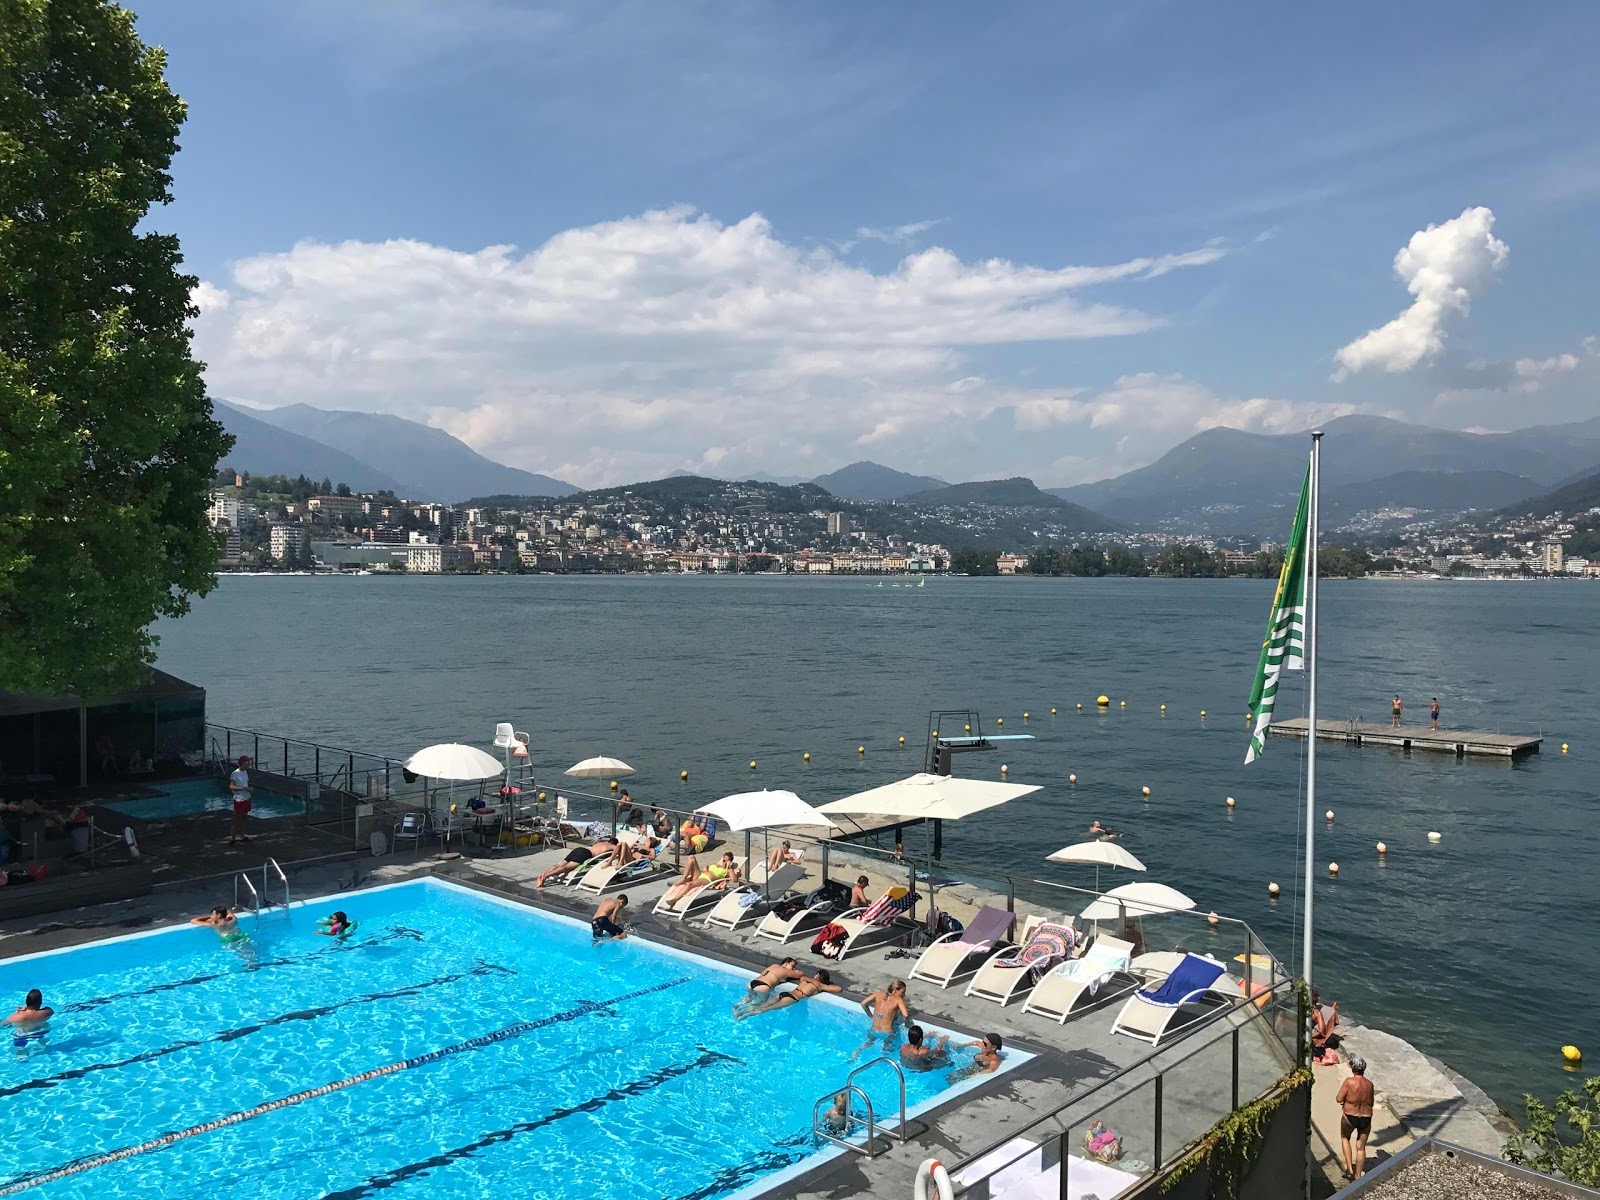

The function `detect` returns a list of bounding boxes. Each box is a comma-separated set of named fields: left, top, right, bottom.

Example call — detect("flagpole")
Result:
left=1303, top=431, right=1323, bottom=987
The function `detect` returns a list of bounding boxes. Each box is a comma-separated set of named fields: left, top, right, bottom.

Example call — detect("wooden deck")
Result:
left=1269, top=718, right=1542, bottom=758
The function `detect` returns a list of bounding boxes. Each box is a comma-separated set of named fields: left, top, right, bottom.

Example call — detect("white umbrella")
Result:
left=1046, top=840, right=1147, bottom=889
left=1079, top=880, right=1196, bottom=923
left=819, top=772, right=1040, bottom=821
left=564, top=756, right=635, bottom=778
left=702, top=790, right=839, bottom=833
left=404, top=743, right=505, bottom=782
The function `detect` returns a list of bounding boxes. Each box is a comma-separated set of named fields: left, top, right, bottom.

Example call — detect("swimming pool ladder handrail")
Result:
left=264, top=857, right=289, bottom=910
left=235, top=871, right=260, bottom=916
left=810, top=1083, right=876, bottom=1155
left=846, top=1056, right=908, bottom=1143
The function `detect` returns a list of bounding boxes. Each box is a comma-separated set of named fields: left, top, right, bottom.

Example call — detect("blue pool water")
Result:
left=101, top=777, right=302, bottom=821
left=0, top=879, right=1021, bottom=1200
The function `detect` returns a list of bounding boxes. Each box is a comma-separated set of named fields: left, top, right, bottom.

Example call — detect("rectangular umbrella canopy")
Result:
left=702, top=789, right=839, bottom=833
left=818, top=772, right=1040, bottom=821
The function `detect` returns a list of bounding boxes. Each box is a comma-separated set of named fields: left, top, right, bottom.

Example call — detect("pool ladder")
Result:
left=811, top=1056, right=908, bottom=1157
left=235, top=857, right=291, bottom=917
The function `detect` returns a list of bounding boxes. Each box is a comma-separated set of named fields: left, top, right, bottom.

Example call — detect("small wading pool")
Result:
left=0, top=878, right=1028, bottom=1200
left=100, top=776, right=302, bottom=821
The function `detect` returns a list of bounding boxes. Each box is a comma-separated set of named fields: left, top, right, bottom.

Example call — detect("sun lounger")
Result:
left=1110, top=952, right=1236, bottom=1046
left=965, top=917, right=1078, bottom=1006
left=651, top=856, right=747, bottom=919
left=811, top=888, right=918, bottom=961
left=754, top=883, right=848, bottom=943
left=910, top=905, right=1016, bottom=989
left=1022, top=935, right=1140, bottom=1023
left=956, top=1137, right=1142, bottom=1200
left=703, top=862, right=807, bottom=930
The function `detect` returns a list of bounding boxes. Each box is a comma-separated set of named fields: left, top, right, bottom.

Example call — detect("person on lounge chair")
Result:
left=899, top=1024, right=950, bottom=1069
left=766, top=840, right=801, bottom=873
left=735, top=957, right=804, bottom=1013
left=592, top=895, right=629, bottom=941
left=1312, top=988, right=1340, bottom=1061
left=664, top=852, right=740, bottom=905
left=535, top=840, right=616, bottom=888
left=849, top=876, right=872, bottom=908
left=734, top=969, right=840, bottom=1019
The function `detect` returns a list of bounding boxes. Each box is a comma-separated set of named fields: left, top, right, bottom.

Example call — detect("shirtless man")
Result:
left=735, top=957, right=803, bottom=1012
left=735, top=969, right=840, bottom=1020
left=7, top=989, right=53, bottom=1027
left=191, top=906, right=240, bottom=938
left=592, top=894, right=629, bottom=941
left=951, top=1033, right=1003, bottom=1080
left=899, top=1024, right=949, bottom=1069
left=1336, top=1056, right=1375, bottom=1179
left=534, top=840, right=615, bottom=888
left=849, top=876, right=872, bottom=908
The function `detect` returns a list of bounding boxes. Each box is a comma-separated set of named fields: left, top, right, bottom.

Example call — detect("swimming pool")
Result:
left=101, top=777, right=302, bottom=821
left=0, top=879, right=1025, bottom=1200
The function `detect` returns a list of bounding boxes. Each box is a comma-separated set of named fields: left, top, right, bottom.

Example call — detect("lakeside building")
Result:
left=407, top=543, right=477, bottom=573
left=310, top=540, right=409, bottom=570
left=268, top=524, right=303, bottom=561
left=307, top=494, right=367, bottom=520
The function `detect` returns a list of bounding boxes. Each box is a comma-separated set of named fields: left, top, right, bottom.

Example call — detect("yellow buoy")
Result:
left=1160, top=704, right=1166, bottom=713
left=1376, top=841, right=1387, bottom=854
left=1325, top=809, right=1335, bottom=822
left=749, top=760, right=757, bottom=770
left=1563, top=1045, right=1583, bottom=1064
left=537, top=791, right=547, bottom=802
left=857, top=745, right=865, bottom=755
left=1069, top=773, right=1077, bottom=785
left=680, top=770, right=688, bottom=781
left=1329, top=862, right=1339, bottom=876
left=1119, top=700, right=1126, bottom=709
left=1226, top=796, right=1236, bottom=808
left=1051, top=707, right=1057, bottom=715
left=1268, top=882, right=1280, bottom=898
left=1000, top=764, right=1008, bottom=774
left=1200, top=709, right=1207, bottom=718
left=1023, top=712, right=1030, bottom=720
left=1075, top=703, right=1082, bottom=711
left=898, top=736, right=905, bottom=745
left=996, top=718, right=1003, bottom=727
left=1562, top=743, right=1569, bottom=752
left=1427, top=831, right=1442, bottom=842
left=964, top=723, right=971, bottom=733
left=1141, top=786, right=1151, bottom=797
left=1096, top=695, right=1110, bottom=706
left=610, top=780, right=618, bottom=791
left=803, top=752, right=810, bottom=762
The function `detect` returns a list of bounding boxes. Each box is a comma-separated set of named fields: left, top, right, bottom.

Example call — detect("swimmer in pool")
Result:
left=592, top=894, right=629, bottom=941
left=947, top=1033, right=1003, bottom=1083
left=8, top=988, right=53, bottom=1053
left=734, top=969, right=840, bottom=1020
left=899, top=1023, right=950, bottom=1069
left=852, top=979, right=910, bottom=1060
left=316, top=910, right=353, bottom=937
left=734, top=957, right=803, bottom=1013
left=191, top=905, right=249, bottom=946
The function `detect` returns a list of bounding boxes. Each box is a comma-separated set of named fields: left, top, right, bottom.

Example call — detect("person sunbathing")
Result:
left=766, top=840, right=801, bottom=873
left=534, top=840, right=616, bottom=888
left=607, top=834, right=660, bottom=870
left=734, top=969, right=840, bottom=1019
left=662, top=852, right=739, bottom=906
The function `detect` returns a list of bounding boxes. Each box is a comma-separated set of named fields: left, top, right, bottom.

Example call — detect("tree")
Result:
left=0, top=0, right=231, bottom=696
left=1505, top=1076, right=1600, bottom=1186
left=951, top=546, right=1000, bottom=576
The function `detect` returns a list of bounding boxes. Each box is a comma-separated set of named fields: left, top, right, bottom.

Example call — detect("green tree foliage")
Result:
left=1505, top=1076, right=1600, bottom=1186
left=950, top=545, right=1000, bottom=576
left=1, top=0, right=230, bottom=696
left=1154, top=544, right=1228, bottom=577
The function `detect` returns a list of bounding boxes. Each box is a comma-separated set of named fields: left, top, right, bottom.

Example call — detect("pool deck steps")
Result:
left=1269, top=718, right=1541, bottom=758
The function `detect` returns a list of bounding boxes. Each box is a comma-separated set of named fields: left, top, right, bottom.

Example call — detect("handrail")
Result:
left=234, top=872, right=260, bottom=915
left=265, top=857, right=289, bottom=908
left=846, top=1056, right=908, bottom=1142
left=811, top=1084, right=876, bottom=1155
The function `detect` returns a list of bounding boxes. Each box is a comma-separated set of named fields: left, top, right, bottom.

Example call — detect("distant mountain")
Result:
left=576, top=474, right=832, bottom=515
left=906, top=477, right=1119, bottom=531
left=1326, top=470, right=1545, bottom=525
left=1498, top=469, right=1600, bottom=520
left=213, top=400, right=411, bottom=495
left=242, top=403, right=577, bottom=502
left=812, top=461, right=946, bottom=501
left=1051, top=415, right=1600, bottom=535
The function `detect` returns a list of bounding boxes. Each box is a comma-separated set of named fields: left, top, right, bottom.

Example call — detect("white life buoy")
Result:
left=914, top=1157, right=954, bottom=1200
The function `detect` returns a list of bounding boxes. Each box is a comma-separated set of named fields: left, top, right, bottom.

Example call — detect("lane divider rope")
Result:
left=0, top=977, right=689, bottom=1195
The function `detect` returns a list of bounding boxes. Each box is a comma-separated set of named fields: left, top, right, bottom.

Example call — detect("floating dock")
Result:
left=1269, top=718, right=1541, bottom=758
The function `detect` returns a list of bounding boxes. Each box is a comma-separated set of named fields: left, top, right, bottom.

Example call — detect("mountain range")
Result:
left=213, top=400, right=578, bottom=502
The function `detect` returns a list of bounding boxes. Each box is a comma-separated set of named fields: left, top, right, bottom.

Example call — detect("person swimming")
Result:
left=191, top=905, right=249, bottom=945
left=734, top=957, right=803, bottom=1012
left=899, top=1023, right=950, bottom=1069
left=734, top=969, right=841, bottom=1019
left=947, top=1033, right=1004, bottom=1083
left=316, top=911, right=354, bottom=937
left=8, top=988, right=53, bottom=1052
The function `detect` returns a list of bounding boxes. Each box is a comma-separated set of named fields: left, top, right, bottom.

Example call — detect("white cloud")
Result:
left=1332, top=206, right=1508, bottom=381
left=190, top=281, right=231, bottom=313
left=193, top=207, right=1232, bottom=485
left=849, top=219, right=944, bottom=249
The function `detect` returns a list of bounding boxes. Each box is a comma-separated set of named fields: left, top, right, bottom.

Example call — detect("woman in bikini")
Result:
left=663, top=852, right=738, bottom=905
left=735, top=969, right=840, bottom=1019
left=733, top=957, right=803, bottom=1013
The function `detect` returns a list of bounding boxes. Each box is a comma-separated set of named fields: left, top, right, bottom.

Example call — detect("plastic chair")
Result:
left=393, top=811, right=428, bottom=854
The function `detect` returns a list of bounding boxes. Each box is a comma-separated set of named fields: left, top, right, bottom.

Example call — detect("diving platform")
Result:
left=1269, top=718, right=1542, bottom=758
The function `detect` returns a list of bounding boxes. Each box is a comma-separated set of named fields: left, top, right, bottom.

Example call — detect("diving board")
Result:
left=935, top=734, right=1037, bottom=746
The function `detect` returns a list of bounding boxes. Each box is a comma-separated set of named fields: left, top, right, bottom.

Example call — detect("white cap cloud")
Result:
left=1332, top=206, right=1508, bottom=381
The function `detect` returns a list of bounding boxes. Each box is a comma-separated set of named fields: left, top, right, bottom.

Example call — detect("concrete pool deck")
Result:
left=0, top=843, right=1302, bottom=1200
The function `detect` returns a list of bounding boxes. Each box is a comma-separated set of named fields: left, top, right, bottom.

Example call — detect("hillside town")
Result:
left=207, top=470, right=1600, bottom=579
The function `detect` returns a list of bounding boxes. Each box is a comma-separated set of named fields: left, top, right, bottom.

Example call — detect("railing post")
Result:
left=315, top=746, right=320, bottom=783
left=1232, top=1026, right=1241, bottom=1111
left=1059, top=1127, right=1071, bottom=1200
left=254, top=734, right=260, bottom=767
left=226, top=728, right=231, bottom=760
left=1153, top=1073, right=1163, bottom=1166
left=283, top=739, right=288, bottom=777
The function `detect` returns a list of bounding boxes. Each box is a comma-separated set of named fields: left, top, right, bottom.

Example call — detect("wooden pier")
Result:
left=1269, top=718, right=1541, bottom=758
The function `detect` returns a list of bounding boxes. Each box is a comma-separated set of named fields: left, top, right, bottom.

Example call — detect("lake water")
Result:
left=154, top=573, right=1598, bottom=1116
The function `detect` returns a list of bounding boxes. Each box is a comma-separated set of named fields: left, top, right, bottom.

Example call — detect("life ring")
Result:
left=914, top=1158, right=954, bottom=1200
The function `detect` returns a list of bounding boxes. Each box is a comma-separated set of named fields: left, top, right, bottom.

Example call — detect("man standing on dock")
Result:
left=228, top=755, right=253, bottom=846
left=1431, top=698, right=1440, bottom=730
left=1391, top=695, right=1403, bottom=727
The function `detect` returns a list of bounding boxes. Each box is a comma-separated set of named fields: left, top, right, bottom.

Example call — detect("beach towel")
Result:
left=1141, top=954, right=1226, bottom=1006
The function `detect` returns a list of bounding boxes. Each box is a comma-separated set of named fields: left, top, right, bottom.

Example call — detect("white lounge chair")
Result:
left=1110, top=952, right=1237, bottom=1046
left=910, top=905, right=1016, bottom=989
left=754, top=887, right=844, bottom=943
left=652, top=857, right=747, bottom=919
left=812, top=888, right=918, bottom=961
left=1022, top=936, right=1140, bottom=1023
left=704, top=862, right=807, bottom=931
left=575, top=832, right=663, bottom=894
left=965, top=916, right=1078, bottom=1007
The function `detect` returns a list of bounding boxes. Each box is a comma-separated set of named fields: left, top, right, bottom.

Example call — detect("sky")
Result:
left=136, top=0, right=1600, bottom=488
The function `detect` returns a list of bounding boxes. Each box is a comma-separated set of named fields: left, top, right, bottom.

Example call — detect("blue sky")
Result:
left=141, top=0, right=1600, bottom=486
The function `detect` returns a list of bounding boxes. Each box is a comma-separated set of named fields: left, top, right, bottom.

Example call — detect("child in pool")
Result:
left=316, top=911, right=354, bottom=937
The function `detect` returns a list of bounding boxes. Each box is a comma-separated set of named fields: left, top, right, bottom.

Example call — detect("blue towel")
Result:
left=1142, top=955, right=1225, bottom=1006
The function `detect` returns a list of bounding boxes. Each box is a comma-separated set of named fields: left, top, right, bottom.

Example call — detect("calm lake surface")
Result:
left=155, top=574, right=1598, bottom=1114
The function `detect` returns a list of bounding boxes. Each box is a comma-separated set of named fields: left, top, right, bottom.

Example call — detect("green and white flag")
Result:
left=1245, top=462, right=1311, bottom=763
